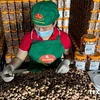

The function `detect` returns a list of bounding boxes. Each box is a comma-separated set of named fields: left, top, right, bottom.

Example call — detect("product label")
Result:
left=63, top=19, right=69, bottom=26
left=58, top=0, right=64, bottom=8
left=64, top=10, right=70, bottom=18
left=58, top=20, right=62, bottom=26
left=89, top=62, right=99, bottom=70
left=75, top=61, right=86, bottom=70
left=65, top=0, right=71, bottom=8
left=59, top=10, right=63, bottom=18
left=85, top=44, right=95, bottom=55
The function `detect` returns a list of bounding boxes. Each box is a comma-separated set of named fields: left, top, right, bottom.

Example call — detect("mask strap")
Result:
left=31, top=29, right=34, bottom=40
left=57, top=28, right=61, bottom=35
left=31, top=29, right=40, bottom=40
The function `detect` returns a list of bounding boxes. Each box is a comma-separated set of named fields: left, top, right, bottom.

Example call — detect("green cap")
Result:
left=31, top=1, right=59, bottom=26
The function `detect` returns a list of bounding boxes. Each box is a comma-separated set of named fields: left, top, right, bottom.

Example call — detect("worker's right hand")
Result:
left=55, top=59, right=70, bottom=74
left=1, top=65, right=14, bottom=82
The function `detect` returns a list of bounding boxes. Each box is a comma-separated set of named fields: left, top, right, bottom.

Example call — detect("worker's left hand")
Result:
left=55, top=59, right=70, bottom=73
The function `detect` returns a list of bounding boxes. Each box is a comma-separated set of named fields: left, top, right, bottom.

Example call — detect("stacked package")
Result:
left=69, top=0, right=100, bottom=53
left=0, top=0, right=33, bottom=63
left=69, top=0, right=100, bottom=71
left=87, top=0, right=100, bottom=53
left=87, top=5, right=100, bottom=54
left=74, top=34, right=100, bottom=71
left=69, top=0, right=92, bottom=48
left=56, top=0, right=71, bottom=33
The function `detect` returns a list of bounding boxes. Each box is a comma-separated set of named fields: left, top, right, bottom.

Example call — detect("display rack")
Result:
left=69, top=0, right=100, bottom=52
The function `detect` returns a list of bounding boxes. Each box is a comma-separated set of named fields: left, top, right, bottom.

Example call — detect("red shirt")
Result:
left=19, top=27, right=71, bottom=51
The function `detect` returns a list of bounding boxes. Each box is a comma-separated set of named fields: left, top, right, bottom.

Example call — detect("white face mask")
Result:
left=35, top=28, right=53, bottom=38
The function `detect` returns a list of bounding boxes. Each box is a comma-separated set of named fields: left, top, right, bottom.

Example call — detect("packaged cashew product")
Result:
left=80, top=34, right=97, bottom=55
left=4, top=31, right=12, bottom=40
left=15, top=0, right=22, bottom=11
left=13, top=46, right=19, bottom=55
left=58, top=8, right=63, bottom=18
left=95, top=20, right=100, bottom=30
left=88, top=51, right=100, bottom=70
left=12, top=38, right=19, bottom=47
left=22, top=0, right=30, bottom=11
left=90, top=10, right=98, bottom=20
left=1, top=12, right=9, bottom=22
left=57, top=18, right=62, bottom=27
left=0, top=1, right=8, bottom=12
left=16, top=21, right=23, bottom=31
left=74, top=51, right=87, bottom=70
left=64, top=0, right=71, bottom=8
left=94, top=30, right=100, bottom=38
left=3, top=22, right=10, bottom=31
left=10, top=21, right=17, bottom=31
left=88, top=20, right=96, bottom=30
left=63, top=8, right=70, bottom=18
left=16, top=11, right=23, bottom=22
left=9, top=12, right=16, bottom=21
left=6, top=39, right=13, bottom=47
left=7, top=46, right=14, bottom=55
left=63, top=18, right=69, bottom=26
left=91, top=0, right=99, bottom=10
left=58, top=0, right=64, bottom=8
left=11, top=30, right=18, bottom=39
left=7, top=0, right=15, bottom=12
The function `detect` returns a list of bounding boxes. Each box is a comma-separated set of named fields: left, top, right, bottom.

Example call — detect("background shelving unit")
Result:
left=69, top=0, right=100, bottom=52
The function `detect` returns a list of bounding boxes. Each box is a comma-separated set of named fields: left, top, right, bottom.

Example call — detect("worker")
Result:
left=1, top=1, right=72, bottom=82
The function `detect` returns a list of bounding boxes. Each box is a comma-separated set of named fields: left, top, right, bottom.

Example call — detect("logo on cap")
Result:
left=34, top=13, right=43, bottom=20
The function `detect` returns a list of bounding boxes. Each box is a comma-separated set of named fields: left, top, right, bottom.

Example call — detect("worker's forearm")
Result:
left=9, top=49, right=28, bottom=70
left=9, top=57, right=23, bottom=71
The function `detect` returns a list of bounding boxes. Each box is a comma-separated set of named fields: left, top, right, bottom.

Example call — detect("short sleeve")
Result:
left=19, top=32, right=32, bottom=51
left=60, top=31, right=71, bottom=49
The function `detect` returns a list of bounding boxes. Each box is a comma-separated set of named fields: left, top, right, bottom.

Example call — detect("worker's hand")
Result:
left=1, top=65, right=14, bottom=82
left=56, top=59, right=70, bottom=73
left=1, top=57, right=23, bottom=82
